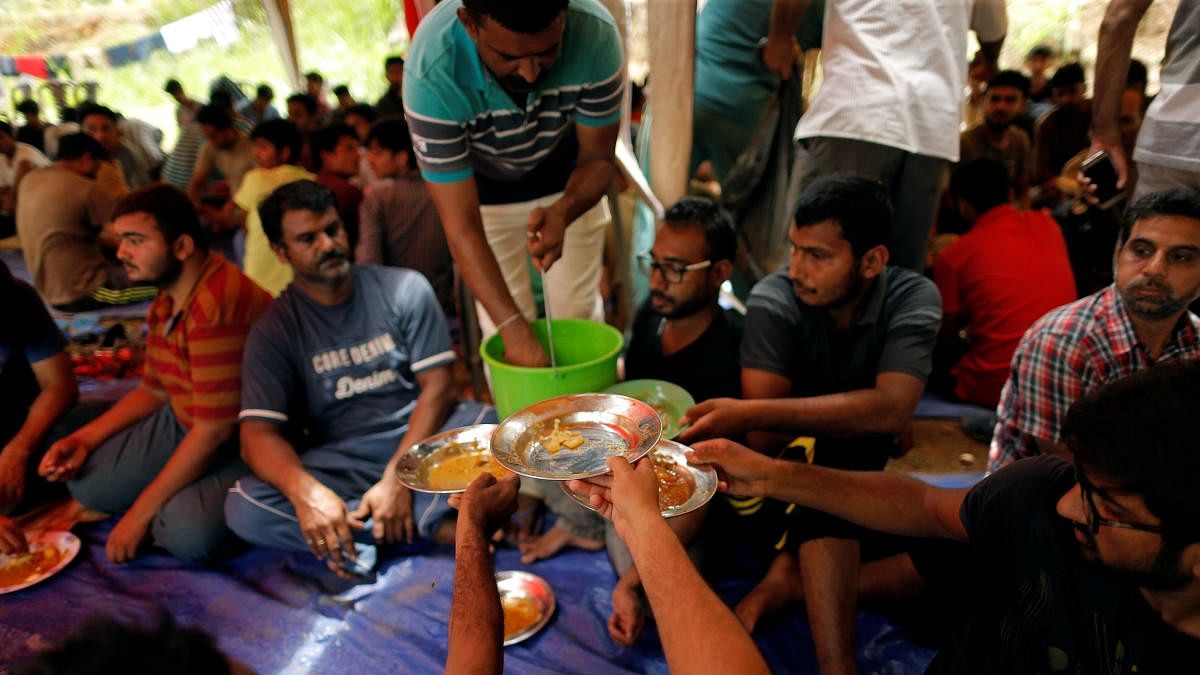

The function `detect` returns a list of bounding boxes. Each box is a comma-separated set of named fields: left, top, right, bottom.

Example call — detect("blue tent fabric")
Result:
left=0, top=518, right=941, bottom=674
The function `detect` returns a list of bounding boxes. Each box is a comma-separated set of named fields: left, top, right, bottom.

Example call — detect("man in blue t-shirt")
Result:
left=404, top=0, right=623, bottom=367
left=224, top=180, right=484, bottom=575
left=0, top=260, right=78, bottom=514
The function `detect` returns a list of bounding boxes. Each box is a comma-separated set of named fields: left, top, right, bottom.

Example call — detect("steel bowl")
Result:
left=559, top=439, right=717, bottom=518
left=497, top=570, right=556, bottom=646
left=393, top=424, right=512, bottom=493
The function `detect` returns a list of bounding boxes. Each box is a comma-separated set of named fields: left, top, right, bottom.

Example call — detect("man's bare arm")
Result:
left=1091, top=0, right=1154, bottom=188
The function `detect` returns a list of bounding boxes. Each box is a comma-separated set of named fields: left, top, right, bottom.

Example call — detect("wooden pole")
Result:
left=261, top=0, right=302, bottom=91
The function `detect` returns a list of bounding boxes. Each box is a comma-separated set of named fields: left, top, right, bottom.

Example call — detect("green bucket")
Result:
left=481, top=318, right=623, bottom=418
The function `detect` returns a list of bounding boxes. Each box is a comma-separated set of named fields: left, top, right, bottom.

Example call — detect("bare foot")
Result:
left=17, top=499, right=108, bottom=532
left=518, top=523, right=603, bottom=564
left=608, top=581, right=647, bottom=646
left=735, top=551, right=805, bottom=632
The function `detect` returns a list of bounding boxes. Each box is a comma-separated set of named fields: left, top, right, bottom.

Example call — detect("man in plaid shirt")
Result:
left=990, top=189, right=1200, bottom=470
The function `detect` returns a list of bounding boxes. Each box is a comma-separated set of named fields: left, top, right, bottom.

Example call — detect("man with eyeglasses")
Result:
left=989, top=188, right=1200, bottom=471
left=679, top=175, right=941, bottom=673
left=686, top=360, right=1200, bottom=673
left=625, top=196, right=742, bottom=404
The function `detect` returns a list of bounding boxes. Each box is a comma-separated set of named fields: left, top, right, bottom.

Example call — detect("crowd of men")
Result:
left=2, top=0, right=1200, bottom=673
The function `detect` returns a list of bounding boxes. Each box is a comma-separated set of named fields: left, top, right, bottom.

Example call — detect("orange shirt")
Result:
left=143, top=252, right=272, bottom=428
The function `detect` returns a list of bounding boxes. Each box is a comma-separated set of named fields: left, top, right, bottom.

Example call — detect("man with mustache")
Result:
left=225, top=180, right=474, bottom=576
left=668, top=360, right=1200, bottom=673
left=680, top=175, right=941, bottom=674
left=959, top=70, right=1034, bottom=206
left=989, top=188, right=1200, bottom=471
left=39, top=184, right=271, bottom=563
left=403, top=0, right=623, bottom=367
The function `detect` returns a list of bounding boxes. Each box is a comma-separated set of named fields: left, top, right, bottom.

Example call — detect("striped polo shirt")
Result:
left=1134, top=0, right=1200, bottom=173
left=403, top=0, right=623, bottom=196
left=143, top=252, right=272, bottom=428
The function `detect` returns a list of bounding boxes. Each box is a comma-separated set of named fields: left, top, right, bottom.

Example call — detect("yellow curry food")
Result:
left=540, top=419, right=586, bottom=454
left=502, top=595, right=542, bottom=639
left=653, top=453, right=694, bottom=510
left=426, top=452, right=510, bottom=491
left=0, top=545, right=64, bottom=588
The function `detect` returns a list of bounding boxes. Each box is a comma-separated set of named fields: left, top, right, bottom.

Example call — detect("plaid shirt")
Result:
left=989, top=285, right=1200, bottom=470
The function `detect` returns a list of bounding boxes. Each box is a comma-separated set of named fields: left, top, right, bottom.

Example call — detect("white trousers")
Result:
left=475, top=192, right=609, bottom=336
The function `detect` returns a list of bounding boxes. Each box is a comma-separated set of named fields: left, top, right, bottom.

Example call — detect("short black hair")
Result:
left=1027, top=44, right=1054, bottom=60
left=78, top=104, right=118, bottom=124
left=54, top=133, right=108, bottom=161
left=792, top=174, right=892, bottom=258
left=255, top=83, right=274, bottom=100
left=948, top=159, right=1011, bottom=216
left=1064, top=360, right=1200, bottom=542
left=662, top=196, right=737, bottom=263
left=111, top=184, right=209, bottom=251
left=1127, top=59, right=1148, bottom=87
left=0, top=121, right=12, bottom=137
left=250, top=119, right=303, bottom=165
left=332, top=84, right=350, bottom=98
left=16, top=99, right=39, bottom=115
left=304, top=71, right=323, bottom=83
left=462, top=0, right=568, bottom=34
left=286, top=93, right=318, bottom=115
left=258, top=179, right=337, bottom=245
left=987, top=70, right=1031, bottom=98
left=16, top=613, right=231, bottom=675
left=364, top=117, right=416, bottom=169
left=1049, top=62, right=1086, bottom=90
left=343, top=104, right=377, bottom=124
left=310, top=122, right=357, bottom=170
left=163, top=79, right=183, bottom=95
left=1118, top=188, right=1200, bottom=247
left=385, top=55, right=405, bottom=68
left=194, top=103, right=234, bottom=130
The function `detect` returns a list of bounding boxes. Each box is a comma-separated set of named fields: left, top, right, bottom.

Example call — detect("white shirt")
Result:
left=795, top=0, right=1007, bottom=162
left=0, top=142, right=51, bottom=189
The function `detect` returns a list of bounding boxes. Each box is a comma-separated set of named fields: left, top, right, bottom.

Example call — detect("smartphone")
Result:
left=1081, top=151, right=1125, bottom=210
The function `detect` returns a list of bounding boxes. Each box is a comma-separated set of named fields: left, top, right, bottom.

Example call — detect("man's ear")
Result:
left=173, top=233, right=196, bottom=261
left=712, top=258, right=734, bottom=285
left=271, top=241, right=289, bottom=266
left=457, top=7, right=480, bottom=39
left=860, top=244, right=888, bottom=279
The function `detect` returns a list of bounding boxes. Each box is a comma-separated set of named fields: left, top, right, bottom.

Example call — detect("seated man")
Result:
left=79, top=104, right=150, bottom=194
left=39, top=185, right=271, bottom=562
left=187, top=104, right=257, bottom=232
left=686, top=360, right=1200, bottom=672
left=990, top=188, right=1200, bottom=471
left=238, top=84, right=280, bottom=128
left=0, top=260, right=77, bottom=513
left=0, top=120, right=51, bottom=237
left=1034, top=63, right=1091, bottom=206
left=234, top=119, right=314, bottom=296
left=680, top=175, right=941, bottom=674
left=225, top=180, right=467, bottom=575
left=626, top=196, right=741, bottom=401
left=311, top=123, right=363, bottom=249
left=356, top=118, right=454, bottom=316
left=932, top=159, right=1076, bottom=408
left=16, top=133, right=157, bottom=311
left=959, top=71, right=1034, bottom=205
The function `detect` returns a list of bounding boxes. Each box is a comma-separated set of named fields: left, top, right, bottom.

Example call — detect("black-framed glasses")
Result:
left=636, top=254, right=712, bottom=283
left=1078, top=476, right=1163, bottom=535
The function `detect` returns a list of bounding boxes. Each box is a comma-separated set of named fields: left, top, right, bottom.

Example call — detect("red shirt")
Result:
left=933, top=205, right=1076, bottom=406
left=143, top=253, right=272, bottom=428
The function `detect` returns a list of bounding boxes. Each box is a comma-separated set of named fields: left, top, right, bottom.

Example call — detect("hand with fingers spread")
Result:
left=0, top=515, right=27, bottom=555
left=525, top=204, right=569, bottom=272
left=0, top=444, right=29, bottom=509
left=294, top=482, right=363, bottom=566
left=38, top=435, right=92, bottom=483
left=678, top=397, right=747, bottom=443
left=686, top=439, right=777, bottom=497
left=350, top=476, right=415, bottom=544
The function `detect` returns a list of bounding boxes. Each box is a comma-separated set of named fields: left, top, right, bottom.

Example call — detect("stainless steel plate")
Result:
left=603, top=379, right=696, bottom=439
left=490, top=393, right=662, bottom=480
left=393, top=424, right=513, bottom=493
left=559, top=439, right=717, bottom=518
left=497, top=570, right=556, bottom=647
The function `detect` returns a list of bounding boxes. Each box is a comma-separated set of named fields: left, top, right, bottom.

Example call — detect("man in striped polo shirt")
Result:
left=405, top=0, right=623, bottom=366
left=39, top=184, right=271, bottom=563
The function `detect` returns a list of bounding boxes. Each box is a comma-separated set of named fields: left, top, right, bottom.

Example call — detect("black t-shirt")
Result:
left=0, top=275, right=67, bottom=438
left=928, top=455, right=1200, bottom=674
left=624, top=300, right=742, bottom=403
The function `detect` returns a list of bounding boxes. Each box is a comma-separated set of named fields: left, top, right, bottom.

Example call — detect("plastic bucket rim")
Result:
left=479, top=318, right=624, bottom=373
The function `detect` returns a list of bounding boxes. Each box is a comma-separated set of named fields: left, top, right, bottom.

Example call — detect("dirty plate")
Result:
left=394, top=424, right=513, bottom=493
left=0, top=531, right=81, bottom=594
left=603, top=379, right=695, bottom=439
left=490, top=393, right=662, bottom=480
left=497, top=570, right=556, bottom=646
left=559, top=439, right=717, bottom=518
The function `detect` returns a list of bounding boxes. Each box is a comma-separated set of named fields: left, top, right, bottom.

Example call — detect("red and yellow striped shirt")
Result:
left=143, top=253, right=272, bottom=428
